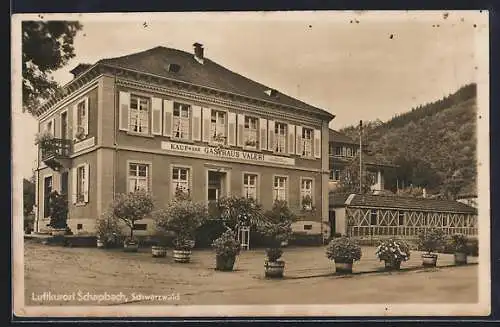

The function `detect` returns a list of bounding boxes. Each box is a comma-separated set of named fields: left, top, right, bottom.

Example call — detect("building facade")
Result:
left=328, top=129, right=395, bottom=194
left=329, top=193, right=478, bottom=239
left=33, top=44, right=335, bottom=236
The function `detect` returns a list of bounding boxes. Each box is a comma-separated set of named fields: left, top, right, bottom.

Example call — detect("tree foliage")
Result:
left=335, top=154, right=374, bottom=194
left=111, top=191, right=154, bottom=239
left=339, top=83, right=477, bottom=199
left=22, top=21, right=83, bottom=114
left=23, top=178, right=36, bottom=216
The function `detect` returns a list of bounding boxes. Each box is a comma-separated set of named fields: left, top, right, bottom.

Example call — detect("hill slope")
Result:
left=339, top=83, right=477, bottom=198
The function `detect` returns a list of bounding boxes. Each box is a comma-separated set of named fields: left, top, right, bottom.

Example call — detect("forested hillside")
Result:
left=339, top=83, right=477, bottom=199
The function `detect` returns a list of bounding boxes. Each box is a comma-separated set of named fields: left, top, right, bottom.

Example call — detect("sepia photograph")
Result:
left=11, top=10, right=490, bottom=317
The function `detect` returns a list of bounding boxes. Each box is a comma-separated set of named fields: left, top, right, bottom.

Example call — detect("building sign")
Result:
left=161, top=141, right=295, bottom=166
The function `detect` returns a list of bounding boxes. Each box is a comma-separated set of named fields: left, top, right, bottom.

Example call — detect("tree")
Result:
left=22, top=21, right=83, bottom=114
left=23, top=178, right=35, bottom=216
left=112, top=191, right=154, bottom=240
left=47, top=191, right=68, bottom=229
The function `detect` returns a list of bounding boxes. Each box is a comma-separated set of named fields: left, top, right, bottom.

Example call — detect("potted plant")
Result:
left=417, top=228, right=446, bottom=267
left=326, top=236, right=362, bottom=274
left=212, top=229, right=241, bottom=271
left=450, top=233, right=468, bottom=265
left=244, top=139, right=257, bottom=147
left=95, top=212, right=123, bottom=248
left=75, top=127, right=86, bottom=141
left=111, top=190, right=154, bottom=252
left=151, top=230, right=171, bottom=258
left=258, top=200, right=295, bottom=278
left=47, top=191, right=69, bottom=235
left=375, top=238, right=411, bottom=271
left=154, top=199, right=208, bottom=263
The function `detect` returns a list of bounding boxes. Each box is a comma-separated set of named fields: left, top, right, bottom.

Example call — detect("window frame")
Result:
left=76, top=164, right=87, bottom=204
left=127, top=161, right=152, bottom=193
left=301, top=127, right=314, bottom=157
left=272, top=175, right=289, bottom=203
left=129, top=94, right=151, bottom=135
left=274, top=121, right=288, bottom=154
left=171, top=165, right=191, bottom=198
left=243, top=116, right=259, bottom=149
left=242, top=172, right=259, bottom=201
left=172, top=102, right=191, bottom=141
left=210, top=109, right=228, bottom=145
left=300, top=177, right=314, bottom=210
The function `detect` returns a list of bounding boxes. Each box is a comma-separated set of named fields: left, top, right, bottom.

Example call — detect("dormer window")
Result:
left=264, top=89, right=279, bottom=97
left=167, top=63, right=181, bottom=73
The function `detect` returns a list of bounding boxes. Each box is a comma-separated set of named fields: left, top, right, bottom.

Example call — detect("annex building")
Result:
left=33, top=43, right=335, bottom=236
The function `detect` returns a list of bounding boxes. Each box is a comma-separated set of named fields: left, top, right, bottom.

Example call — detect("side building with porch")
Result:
left=33, top=43, right=335, bottom=237
left=329, top=193, right=478, bottom=240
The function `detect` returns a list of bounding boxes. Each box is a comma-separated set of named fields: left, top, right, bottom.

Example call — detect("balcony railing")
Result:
left=41, top=138, right=72, bottom=162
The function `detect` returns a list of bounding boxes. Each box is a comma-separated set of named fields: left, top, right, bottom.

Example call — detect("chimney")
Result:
left=193, top=42, right=204, bottom=64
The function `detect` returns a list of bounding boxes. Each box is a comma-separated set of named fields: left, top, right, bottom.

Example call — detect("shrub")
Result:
left=416, top=228, right=446, bottom=254
left=211, top=229, right=241, bottom=258
left=326, top=236, right=362, bottom=263
left=112, top=191, right=154, bottom=240
left=375, top=239, right=411, bottom=264
left=153, top=199, right=208, bottom=250
left=213, top=196, right=262, bottom=231
left=195, top=219, right=226, bottom=248
left=450, top=233, right=468, bottom=253
left=95, top=212, right=124, bottom=246
left=467, top=238, right=479, bottom=256
left=48, top=191, right=68, bottom=229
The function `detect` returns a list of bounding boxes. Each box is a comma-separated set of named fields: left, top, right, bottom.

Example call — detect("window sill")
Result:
left=75, top=202, right=87, bottom=207
left=171, top=138, right=194, bottom=144
left=126, top=132, right=155, bottom=138
left=300, top=156, right=317, bottom=161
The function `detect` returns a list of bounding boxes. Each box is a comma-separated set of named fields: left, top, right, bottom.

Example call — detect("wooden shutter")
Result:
left=202, top=107, right=211, bottom=142
left=314, top=129, right=321, bottom=158
left=237, top=114, right=245, bottom=147
left=83, top=163, right=90, bottom=203
left=50, top=117, right=55, bottom=136
left=228, top=112, right=236, bottom=146
left=259, top=118, right=267, bottom=150
left=192, top=105, right=202, bottom=141
left=267, top=120, right=275, bottom=151
left=71, top=167, right=77, bottom=204
left=83, top=97, right=89, bottom=136
left=295, top=125, right=303, bottom=155
left=119, top=91, right=130, bottom=131
left=151, top=97, right=163, bottom=135
left=163, top=99, right=174, bottom=137
left=288, top=123, right=295, bottom=154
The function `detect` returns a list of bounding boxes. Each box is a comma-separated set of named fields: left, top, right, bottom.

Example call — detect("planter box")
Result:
left=173, top=250, right=191, bottom=263
left=421, top=253, right=438, bottom=267
left=123, top=241, right=139, bottom=252
left=264, top=260, right=285, bottom=278
left=334, top=261, right=353, bottom=274
left=152, top=246, right=167, bottom=258
left=215, top=255, right=236, bottom=271
left=454, top=252, right=468, bottom=265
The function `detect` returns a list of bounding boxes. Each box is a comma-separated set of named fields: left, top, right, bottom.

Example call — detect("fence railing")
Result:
left=40, top=138, right=72, bottom=161
left=347, top=226, right=478, bottom=239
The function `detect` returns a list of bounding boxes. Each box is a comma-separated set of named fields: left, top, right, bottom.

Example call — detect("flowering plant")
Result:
left=375, top=239, right=411, bottom=264
left=211, top=230, right=241, bottom=257
left=34, top=130, right=54, bottom=146
left=301, top=195, right=313, bottom=210
left=75, top=127, right=86, bottom=140
left=212, top=133, right=226, bottom=143
left=244, top=139, right=257, bottom=147
left=326, top=236, right=362, bottom=263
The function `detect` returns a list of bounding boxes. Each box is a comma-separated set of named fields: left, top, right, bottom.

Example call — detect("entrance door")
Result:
left=43, top=176, right=53, bottom=218
left=208, top=171, right=225, bottom=201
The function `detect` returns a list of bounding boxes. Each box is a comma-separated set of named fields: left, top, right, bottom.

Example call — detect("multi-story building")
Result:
left=33, top=43, right=335, bottom=236
left=328, top=129, right=395, bottom=194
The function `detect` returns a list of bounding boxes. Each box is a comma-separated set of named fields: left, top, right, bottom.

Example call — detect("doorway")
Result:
left=207, top=171, right=226, bottom=202
left=329, top=211, right=336, bottom=236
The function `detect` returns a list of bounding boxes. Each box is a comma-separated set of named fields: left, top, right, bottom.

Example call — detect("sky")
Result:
left=13, top=11, right=486, bottom=179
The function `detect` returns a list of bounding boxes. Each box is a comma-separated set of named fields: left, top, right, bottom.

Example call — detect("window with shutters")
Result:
left=172, top=167, right=190, bottom=197
left=302, top=128, right=313, bottom=157
left=333, top=170, right=341, bottom=181
left=128, top=163, right=150, bottom=193
left=346, top=147, right=352, bottom=157
left=129, top=95, right=150, bottom=134
left=76, top=165, right=87, bottom=203
left=243, top=173, right=258, bottom=200
left=210, top=110, right=226, bottom=144
left=273, top=176, right=287, bottom=202
left=274, top=123, right=287, bottom=153
left=243, top=116, right=258, bottom=148
left=335, top=146, right=342, bottom=156
left=76, top=99, right=88, bottom=137
left=173, top=102, right=190, bottom=140
left=300, top=178, right=313, bottom=210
